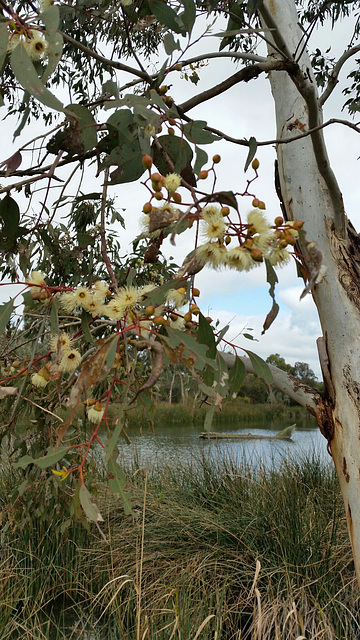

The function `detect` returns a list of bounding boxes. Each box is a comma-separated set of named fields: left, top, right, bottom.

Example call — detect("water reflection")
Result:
left=116, top=420, right=331, bottom=469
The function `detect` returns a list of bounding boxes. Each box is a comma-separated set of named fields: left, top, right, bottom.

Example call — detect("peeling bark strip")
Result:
left=343, top=457, right=350, bottom=483
left=260, top=0, right=360, bottom=587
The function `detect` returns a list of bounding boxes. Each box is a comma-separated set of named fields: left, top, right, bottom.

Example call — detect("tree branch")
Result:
left=221, top=352, right=321, bottom=416
left=319, top=44, right=360, bottom=107
left=178, top=58, right=298, bottom=114
left=60, top=32, right=151, bottom=82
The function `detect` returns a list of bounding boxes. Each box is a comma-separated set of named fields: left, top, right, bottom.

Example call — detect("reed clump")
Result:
left=0, top=452, right=359, bottom=639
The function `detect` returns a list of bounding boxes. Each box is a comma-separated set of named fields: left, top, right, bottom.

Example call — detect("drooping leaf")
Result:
left=0, top=151, right=22, bottom=176
left=262, top=259, right=279, bottom=334
left=107, top=141, right=144, bottom=184
left=13, top=93, right=31, bottom=140
left=247, top=0, right=265, bottom=20
left=79, top=483, right=104, bottom=522
left=11, top=45, right=64, bottom=112
left=105, top=336, right=119, bottom=370
left=105, top=408, right=123, bottom=462
left=198, top=313, right=216, bottom=359
left=204, top=404, right=216, bottom=432
left=194, top=147, right=208, bottom=175
left=102, top=79, right=119, bottom=99
left=245, top=350, right=273, bottom=383
left=183, top=120, right=220, bottom=145
left=14, top=447, right=70, bottom=470
left=148, top=0, right=184, bottom=33
left=108, top=452, right=133, bottom=515
left=200, top=190, right=239, bottom=211
left=0, top=299, right=14, bottom=334
left=164, top=327, right=217, bottom=371
left=163, top=32, right=180, bottom=55
left=0, top=19, right=8, bottom=70
left=50, top=296, right=60, bottom=334
left=244, top=136, right=257, bottom=172
left=152, top=134, right=193, bottom=177
left=81, top=310, right=95, bottom=344
left=41, top=5, right=60, bottom=34
left=228, top=356, right=246, bottom=397
left=179, top=0, right=196, bottom=36
left=41, top=31, right=63, bottom=84
left=212, top=353, right=229, bottom=399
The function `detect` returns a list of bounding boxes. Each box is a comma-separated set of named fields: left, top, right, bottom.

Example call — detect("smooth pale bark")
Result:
left=258, top=0, right=360, bottom=585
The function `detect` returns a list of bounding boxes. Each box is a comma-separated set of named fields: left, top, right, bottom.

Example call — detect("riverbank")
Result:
left=126, top=400, right=313, bottom=428
left=1, top=452, right=359, bottom=639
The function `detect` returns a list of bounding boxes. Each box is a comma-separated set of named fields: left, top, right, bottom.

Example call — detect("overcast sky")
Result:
left=1, top=7, right=359, bottom=379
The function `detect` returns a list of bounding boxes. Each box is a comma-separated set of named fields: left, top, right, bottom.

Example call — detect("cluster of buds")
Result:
left=142, top=154, right=182, bottom=205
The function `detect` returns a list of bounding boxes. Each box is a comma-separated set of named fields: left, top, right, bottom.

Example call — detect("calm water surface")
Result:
left=116, top=418, right=330, bottom=469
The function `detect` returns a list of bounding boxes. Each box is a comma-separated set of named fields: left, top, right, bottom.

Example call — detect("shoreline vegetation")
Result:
left=1, top=445, right=359, bottom=639
left=125, top=400, right=314, bottom=430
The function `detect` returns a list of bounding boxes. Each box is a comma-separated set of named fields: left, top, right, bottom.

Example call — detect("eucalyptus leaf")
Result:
left=11, top=45, right=64, bottom=112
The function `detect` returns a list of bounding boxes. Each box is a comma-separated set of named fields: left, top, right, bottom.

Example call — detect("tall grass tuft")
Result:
left=1, top=451, right=359, bottom=639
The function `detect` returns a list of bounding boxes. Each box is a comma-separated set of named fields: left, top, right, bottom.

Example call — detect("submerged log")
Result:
left=199, top=425, right=296, bottom=441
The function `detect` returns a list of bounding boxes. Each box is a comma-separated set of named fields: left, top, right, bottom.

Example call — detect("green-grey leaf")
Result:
left=14, top=447, right=70, bottom=470
left=198, top=312, right=216, bottom=359
left=108, top=452, right=133, bottom=514
left=81, top=310, right=94, bottom=344
left=41, top=5, right=60, bottom=34
left=79, top=484, right=104, bottom=522
left=228, top=356, right=245, bottom=397
left=41, top=31, right=63, bottom=84
left=163, top=32, right=180, bottom=55
left=194, top=147, right=208, bottom=175
left=179, top=0, right=196, bottom=35
left=11, top=45, right=64, bottom=112
left=148, top=0, right=184, bottom=33
left=204, top=404, right=216, bottom=432
left=245, top=349, right=273, bottom=383
left=105, top=408, right=123, bottom=462
left=50, top=297, right=60, bottom=334
left=0, top=21, right=9, bottom=70
left=244, top=136, right=257, bottom=172
left=184, top=120, right=220, bottom=145
left=0, top=299, right=14, bottom=334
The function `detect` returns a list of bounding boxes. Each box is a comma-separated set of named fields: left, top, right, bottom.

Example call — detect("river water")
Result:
left=115, top=419, right=331, bottom=470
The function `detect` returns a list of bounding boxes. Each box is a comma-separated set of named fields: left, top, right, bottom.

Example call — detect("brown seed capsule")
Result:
left=252, top=198, right=260, bottom=208
left=145, top=305, right=155, bottom=317
left=193, top=287, right=200, bottom=297
left=153, top=315, right=166, bottom=325
left=183, top=311, right=192, bottom=323
left=293, top=220, right=304, bottom=229
left=221, top=206, right=230, bottom=217
left=198, top=170, right=208, bottom=180
left=251, top=158, right=260, bottom=171
left=212, top=154, right=221, bottom=164
left=142, top=202, right=152, bottom=214
left=251, top=249, right=263, bottom=262
left=274, top=216, right=284, bottom=226
left=172, top=192, right=182, bottom=203
left=142, top=154, right=153, bottom=170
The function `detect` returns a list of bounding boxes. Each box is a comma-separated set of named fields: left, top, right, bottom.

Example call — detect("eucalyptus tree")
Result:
left=1, top=0, right=360, bottom=583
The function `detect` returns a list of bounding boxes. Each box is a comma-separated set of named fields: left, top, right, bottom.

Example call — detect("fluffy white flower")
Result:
left=247, top=210, right=270, bottom=235
left=58, top=349, right=82, bottom=373
left=268, top=248, right=291, bottom=267
left=226, top=246, right=255, bottom=271
left=164, top=173, right=181, bottom=192
left=87, top=404, right=105, bottom=424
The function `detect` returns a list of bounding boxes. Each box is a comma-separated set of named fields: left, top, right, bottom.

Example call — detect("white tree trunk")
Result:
left=261, top=0, right=360, bottom=585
